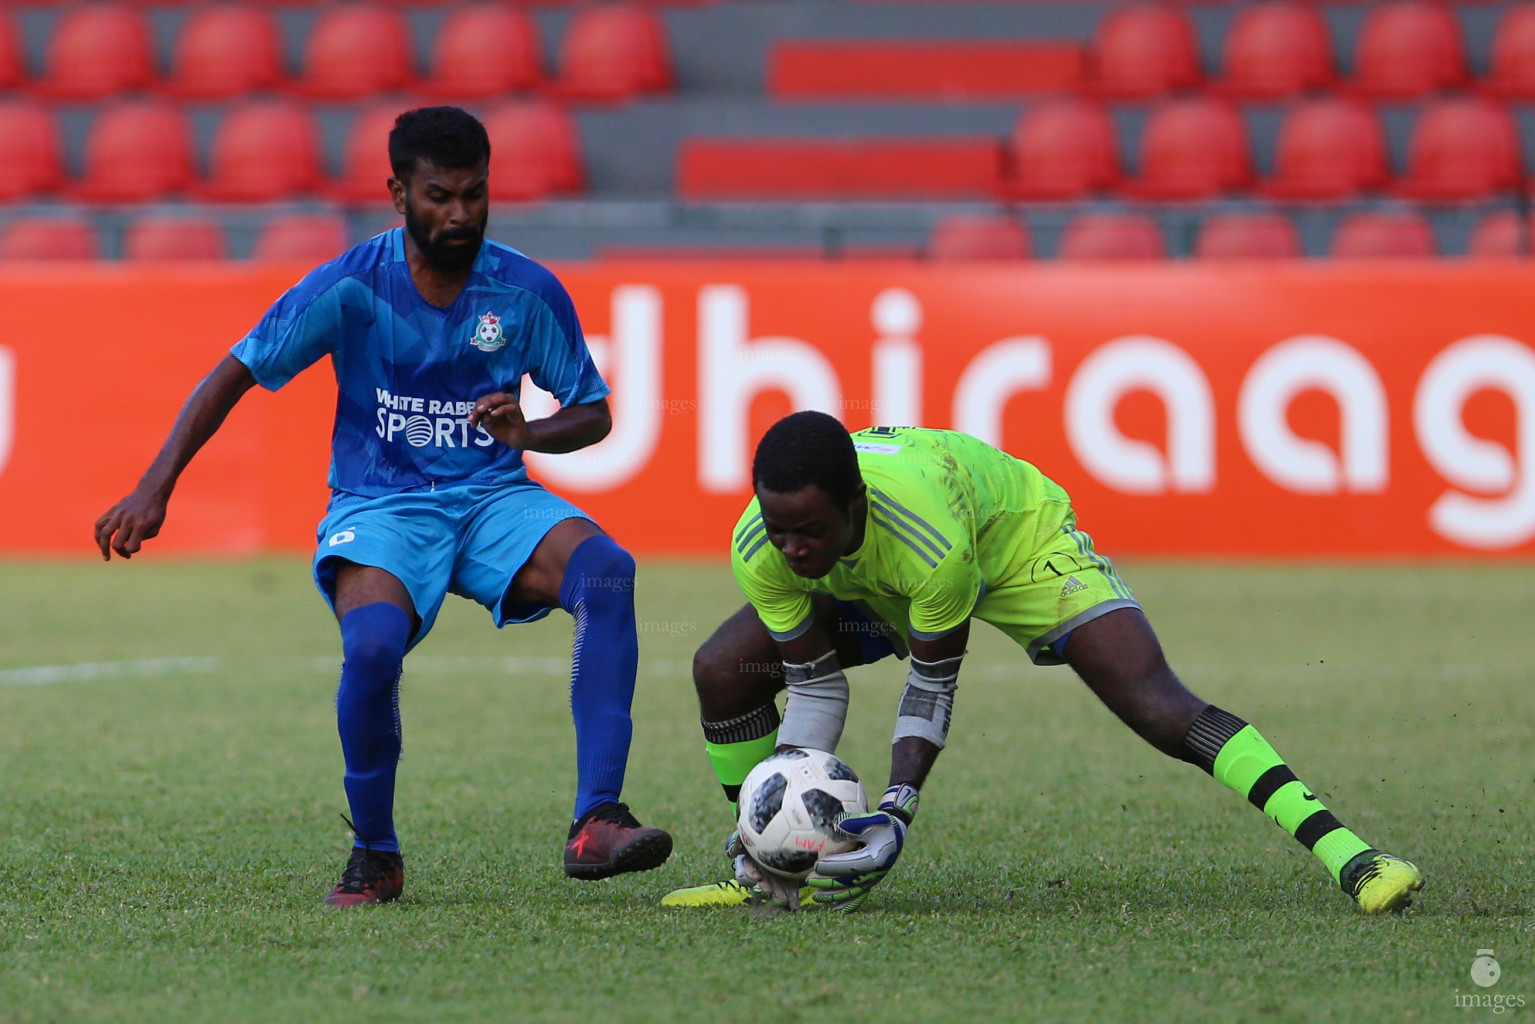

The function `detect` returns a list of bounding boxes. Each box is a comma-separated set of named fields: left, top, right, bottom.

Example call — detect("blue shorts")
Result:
left=831, top=599, right=902, bottom=667
left=313, top=478, right=589, bottom=650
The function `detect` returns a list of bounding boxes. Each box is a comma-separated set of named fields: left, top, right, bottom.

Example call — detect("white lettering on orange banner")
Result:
left=871, top=288, right=924, bottom=427
left=1239, top=335, right=1388, bottom=494
left=1415, top=335, right=1535, bottom=549
left=1065, top=335, right=1216, bottom=494
left=951, top=337, right=1051, bottom=445
left=698, top=284, right=842, bottom=492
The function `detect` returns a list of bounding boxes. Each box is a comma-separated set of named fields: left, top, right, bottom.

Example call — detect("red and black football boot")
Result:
left=323, top=847, right=405, bottom=908
left=563, top=801, right=673, bottom=880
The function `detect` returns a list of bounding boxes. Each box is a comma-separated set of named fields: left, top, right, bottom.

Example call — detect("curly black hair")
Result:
left=388, top=106, right=491, bottom=183
left=752, top=411, right=861, bottom=509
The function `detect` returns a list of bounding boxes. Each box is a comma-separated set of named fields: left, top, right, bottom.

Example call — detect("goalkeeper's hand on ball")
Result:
left=725, top=831, right=802, bottom=910
left=806, top=784, right=919, bottom=913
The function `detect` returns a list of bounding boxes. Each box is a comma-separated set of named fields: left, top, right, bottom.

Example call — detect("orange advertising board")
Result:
left=1, top=261, right=1532, bottom=557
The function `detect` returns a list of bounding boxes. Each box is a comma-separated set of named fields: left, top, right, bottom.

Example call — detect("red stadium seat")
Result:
left=1261, top=96, right=1388, bottom=200
left=1330, top=211, right=1437, bottom=258
left=1057, top=213, right=1166, bottom=260
left=484, top=100, right=584, bottom=199
left=252, top=214, right=351, bottom=262
left=164, top=5, right=284, bottom=99
left=1396, top=98, right=1520, bottom=200
left=0, top=217, right=97, bottom=261
left=1124, top=96, right=1251, bottom=199
left=1087, top=4, right=1201, bottom=99
left=1195, top=212, right=1302, bottom=259
left=71, top=101, right=194, bottom=202
left=555, top=3, right=673, bottom=100
left=422, top=5, right=541, bottom=99
left=1349, top=0, right=1467, bottom=99
left=927, top=214, right=1031, bottom=260
left=0, top=102, right=63, bottom=201
left=1001, top=96, right=1119, bottom=200
left=294, top=5, right=414, bottom=99
left=1215, top=2, right=1334, bottom=99
left=1466, top=211, right=1535, bottom=257
left=327, top=103, right=411, bottom=203
left=1484, top=4, right=1535, bottom=97
left=0, top=12, right=22, bottom=89
left=199, top=102, right=322, bottom=202
left=36, top=5, right=154, bottom=99
left=124, top=216, right=226, bottom=261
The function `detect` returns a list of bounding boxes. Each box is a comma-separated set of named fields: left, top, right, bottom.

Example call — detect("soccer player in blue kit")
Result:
left=94, top=107, right=672, bottom=906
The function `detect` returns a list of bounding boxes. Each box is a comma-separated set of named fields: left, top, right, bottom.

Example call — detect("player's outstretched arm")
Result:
left=94, top=354, right=257, bottom=561
left=469, top=393, right=611, bottom=453
left=887, top=621, right=969, bottom=792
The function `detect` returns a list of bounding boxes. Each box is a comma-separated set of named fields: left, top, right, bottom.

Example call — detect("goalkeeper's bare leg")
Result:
left=1063, top=607, right=1422, bottom=914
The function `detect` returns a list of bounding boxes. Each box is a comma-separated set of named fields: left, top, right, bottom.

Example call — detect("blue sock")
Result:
left=336, top=602, right=411, bottom=853
left=558, top=534, right=638, bottom=821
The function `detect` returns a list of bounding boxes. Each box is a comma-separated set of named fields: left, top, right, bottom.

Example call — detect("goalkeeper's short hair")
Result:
left=752, top=411, right=861, bottom=510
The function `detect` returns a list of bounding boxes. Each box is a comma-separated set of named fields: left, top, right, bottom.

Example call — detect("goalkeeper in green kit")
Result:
left=661, top=411, right=1422, bottom=913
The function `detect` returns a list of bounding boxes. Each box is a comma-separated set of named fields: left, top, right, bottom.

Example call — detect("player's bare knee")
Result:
left=692, top=641, right=779, bottom=720
left=691, top=641, right=740, bottom=713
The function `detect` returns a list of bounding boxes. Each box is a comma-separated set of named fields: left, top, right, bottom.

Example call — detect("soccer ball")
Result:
left=737, top=747, right=868, bottom=879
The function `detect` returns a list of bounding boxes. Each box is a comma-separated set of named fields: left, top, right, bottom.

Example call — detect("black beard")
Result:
left=404, top=205, right=484, bottom=273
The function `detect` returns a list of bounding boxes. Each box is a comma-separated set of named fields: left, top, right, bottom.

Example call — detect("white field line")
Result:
left=0, top=655, right=573, bottom=687
left=0, top=657, right=226, bottom=686
left=1, top=655, right=1527, bottom=690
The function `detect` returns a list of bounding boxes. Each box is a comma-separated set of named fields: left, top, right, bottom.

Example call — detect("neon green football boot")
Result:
left=660, top=879, right=756, bottom=907
left=659, top=879, right=816, bottom=908
left=1341, top=851, right=1424, bottom=914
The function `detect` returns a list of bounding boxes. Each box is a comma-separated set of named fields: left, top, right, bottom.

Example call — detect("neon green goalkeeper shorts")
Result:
left=973, top=515, right=1141, bottom=666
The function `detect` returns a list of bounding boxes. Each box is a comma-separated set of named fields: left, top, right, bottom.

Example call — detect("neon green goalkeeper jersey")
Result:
left=731, top=426, right=1077, bottom=646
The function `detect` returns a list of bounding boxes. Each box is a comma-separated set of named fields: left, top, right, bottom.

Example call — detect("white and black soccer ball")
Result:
left=737, top=747, right=868, bottom=879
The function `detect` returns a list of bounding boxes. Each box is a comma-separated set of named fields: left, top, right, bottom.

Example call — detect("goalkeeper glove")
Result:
left=805, top=784, right=919, bottom=913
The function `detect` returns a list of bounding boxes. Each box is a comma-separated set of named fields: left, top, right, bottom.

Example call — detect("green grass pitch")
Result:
left=0, top=558, right=1529, bottom=1023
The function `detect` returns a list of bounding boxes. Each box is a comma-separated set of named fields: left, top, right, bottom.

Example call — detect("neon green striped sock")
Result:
left=701, top=703, right=780, bottom=814
left=1184, top=706, right=1372, bottom=882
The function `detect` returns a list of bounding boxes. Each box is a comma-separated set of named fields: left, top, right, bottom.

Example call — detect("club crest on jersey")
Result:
left=470, top=311, right=505, bottom=352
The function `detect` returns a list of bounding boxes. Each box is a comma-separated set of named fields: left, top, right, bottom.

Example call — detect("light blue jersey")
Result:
left=232, top=228, right=609, bottom=497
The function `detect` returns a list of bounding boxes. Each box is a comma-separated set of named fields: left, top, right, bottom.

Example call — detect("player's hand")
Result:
left=726, top=831, right=802, bottom=910
left=805, top=784, right=918, bottom=912
left=468, top=392, right=533, bottom=450
left=93, top=488, right=169, bottom=561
